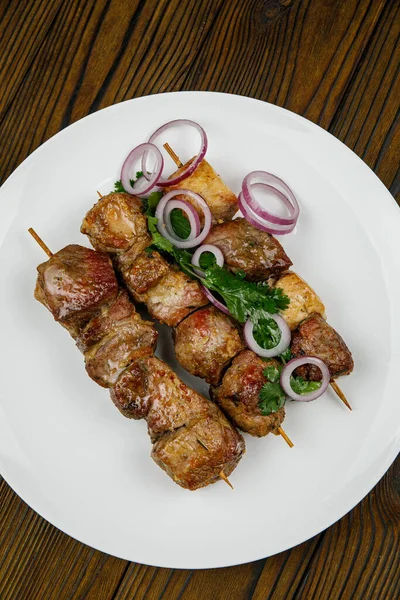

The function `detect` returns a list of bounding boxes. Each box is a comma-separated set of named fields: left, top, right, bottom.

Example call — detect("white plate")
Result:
left=0, top=92, right=399, bottom=569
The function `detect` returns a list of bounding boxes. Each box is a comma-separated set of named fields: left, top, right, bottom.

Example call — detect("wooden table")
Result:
left=1, top=1, right=399, bottom=598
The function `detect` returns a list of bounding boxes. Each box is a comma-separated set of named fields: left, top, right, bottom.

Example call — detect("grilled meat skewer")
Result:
left=81, top=193, right=289, bottom=439
left=32, top=236, right=245, bottom=490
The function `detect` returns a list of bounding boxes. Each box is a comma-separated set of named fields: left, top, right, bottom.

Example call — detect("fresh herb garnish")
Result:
left=198, top=251, right=217, bottom=270
left=113, top=172, right=144, bottom=194
left=143, top=191, right=163, bottom=217
left=169, top=208, right=191, bottom=239
left=258, top=364, right=322, bottom=415
left=253, top=317, right=282, bottom=350
left=279, top=348, right=292, bottom=364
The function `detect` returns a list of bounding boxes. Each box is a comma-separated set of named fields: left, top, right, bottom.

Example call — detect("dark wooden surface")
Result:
left=0, top=0, right=399, bottom=598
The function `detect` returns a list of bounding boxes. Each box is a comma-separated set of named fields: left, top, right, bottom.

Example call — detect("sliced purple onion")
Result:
left=191, top=244, right=224, bottom=277
left=242, top=171, right=299, bottom=226
left=244, top=315, right=291, bottom=358
left=155, top=190, right=212, bottom=249
left=164, top=199, right=200, bottom=241
left=121, top=143, right=163, bottom=197
left=142, top=119, right=208, bottom=186
left=201, top=286, right=230, bottom=315
left=280, top=357, right=330, bottom=402
left=239, top=191, right=295, bottom=235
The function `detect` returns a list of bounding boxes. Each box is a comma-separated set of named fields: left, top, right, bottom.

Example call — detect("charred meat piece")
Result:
left=35, top=245, right=118, bottom=333
left=144, top=358, right=213, bottom=442
left=110, top=357, right=154, bottom=420
left=81, top=192, right=151, bottom=256
left=140, top=267, right=208, bottom=327
left=76, top=290, right=134, bottom=352
left=174, top=306, right=245, bottom=385
left=165, top=159, right=238, bottom=223
left=290, top=313, right=354, bottom=380
left=84, top=315, right=157, bottom=387
left=211, top=350, right=285, bottom=437
left=274, top=272, right=325, bottom=331
left=204, top=218, right=292, bottom=281
left=152, top=404, right=245, bottom=490
left=123, top=250, right=170, bottom=298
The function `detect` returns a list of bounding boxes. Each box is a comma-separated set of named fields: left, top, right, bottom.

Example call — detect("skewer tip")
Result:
left=219, top=471, right=234, bottom=489
left=97, top=191, right=103, bottom=198
left=278, top=426, right=294, bottom=448
left=163, top=142, right=183, bottom=168
left=330, top=381, right=352, bottom=411
left=28, top=228, right=53, bottom=257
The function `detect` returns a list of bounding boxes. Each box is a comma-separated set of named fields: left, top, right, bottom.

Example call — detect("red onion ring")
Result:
left=121, top=143, right=163, bottom=197
left=142, top=119, right=208, bottom=186
left=201, top=286, right=230, bottom=315
left=164, top=199, right=200, bottom=241
left=155, top=190, right=212, bottom=249
left=242, top=171, right=300, bottom=225
left=244, top=315, right=291, bottom=358
left=280, top=357, right=330, bottom=402
left=191, top=244, right=224, bottom=277
left=239, top=191, right=296, bottom=236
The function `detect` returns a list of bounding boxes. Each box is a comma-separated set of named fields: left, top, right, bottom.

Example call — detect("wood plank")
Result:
left=0, top=479, right=127, bottom=600
left=329, top=0, right=400, bottom=198
left=179, top=0, right=386, bottom=128
left=0, top=0, right=63, bottom=120
left=295, top=461, right=400, bottom=600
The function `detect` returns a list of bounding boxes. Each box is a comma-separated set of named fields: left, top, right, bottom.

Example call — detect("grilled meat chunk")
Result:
left=84, top=315, right=157, bottom=387
left=123, top=250, right=170, bottom=297
left=204, top=218, right=292, bottom=281
left=174, top=306, right=245, bottom=385
left=76, top=290, right=134, bottom=352
left=290, top=313, right=354, bottom=380
left=139, top=267, right=208, bottom=327
left=110, top=358, right=153, bottom=420
left=165, top=159, right=238, bottom=223
left=211, top=350, right=285, bottom=437
left=81, top=192, right=151, bottom=255
left=275, top=272, right=325, bottom=331
left=152, top=404, right=245, bottom=490
left=35, top=245, right=118, bottom=333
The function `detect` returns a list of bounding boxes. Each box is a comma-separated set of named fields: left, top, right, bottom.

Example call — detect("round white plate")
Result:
left=0, top=92, right=399, bottom=569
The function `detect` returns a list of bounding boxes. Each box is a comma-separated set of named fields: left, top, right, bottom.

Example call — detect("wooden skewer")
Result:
left=330, top=381, right=352, bottom=411
left=97, top=191, right=103, bottom=198
left=219, top=471, right=234, bottom=490
left=278, top=426, right=294, bottom=448
left=28, top=228, right=53, bottom=257
left=163, top=142, right=183, bottom=168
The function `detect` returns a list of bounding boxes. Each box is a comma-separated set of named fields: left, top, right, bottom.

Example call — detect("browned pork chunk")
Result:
left=274, top=272, right=325, bottom=331
left=152, top=403, right=245, bottom=490
left=164, top=159, right=238, bottom=223
left=204, top=218, right=292, bottom=281
left=290, top=313, right=354, bottom=380
left=34, top=245, right=118, bottom=335
left=81, top=192, right=151, bottom=257
left=211, top=350, right=285, bottom=437
left=76, top=290, right=134, bottom=352
left=141, top=267, right=208, bottom=327
left=174, top=306, right=245, bottom=385
left=84, top=315, right=157, bottom=387
left=122, top=250, right=170, bottom=298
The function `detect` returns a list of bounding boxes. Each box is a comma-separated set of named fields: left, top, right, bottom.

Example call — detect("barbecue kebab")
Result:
left=30, top=230, right=245, bottom=490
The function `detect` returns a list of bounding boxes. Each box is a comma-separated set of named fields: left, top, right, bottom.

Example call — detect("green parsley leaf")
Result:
left=263, top=365, right=282, bottom=383
left=279, top=348, right=292, bottom=364
left=258, top=382, right=286, bottom=416
left=113, top=180, right=126, bottom=193
left=202, top=265, right=290, bottom=323
left=147, top=216, right=175, bottom=253
left=253, top=317, right=282, bottom=350
left=169, top=209, right=191, bottom=239
left=198, top=251, right=217, bottom=270
left=142, top=191, right=162, bottom=217
left=290, top=377, right=322, bottom=395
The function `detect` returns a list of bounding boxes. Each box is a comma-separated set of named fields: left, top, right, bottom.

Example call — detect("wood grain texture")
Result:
left=330, top=0, right=400, bottom=199
left=0, top=0, right=399, bottom=598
